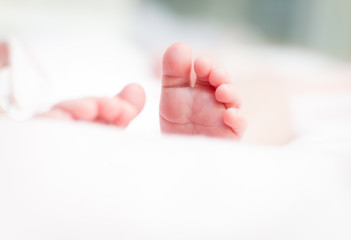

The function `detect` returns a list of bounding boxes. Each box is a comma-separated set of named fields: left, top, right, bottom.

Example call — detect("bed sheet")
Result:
left=1, top=5, right=350, bottom=237
left=0, top=119, right=350, bottom=239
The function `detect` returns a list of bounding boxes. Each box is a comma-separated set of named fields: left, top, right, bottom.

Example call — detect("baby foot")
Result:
left=39, top=83, right=145, bottom=127
left=160, top=42, right=247, bottom=139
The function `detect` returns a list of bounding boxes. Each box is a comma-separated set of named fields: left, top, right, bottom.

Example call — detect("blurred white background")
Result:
left=0, top=1, right=351, bottom=239
left=0, top=0, right=350, bottom=139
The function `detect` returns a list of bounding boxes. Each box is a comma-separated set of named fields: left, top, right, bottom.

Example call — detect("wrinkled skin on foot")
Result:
left=160, top=42, right=247, bottom=140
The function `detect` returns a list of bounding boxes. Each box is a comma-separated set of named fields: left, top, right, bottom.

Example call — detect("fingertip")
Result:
left=54, top=99, right=98, bottom=121
left=113, top=104, right=139, bottom=128
left=118, top=83, right=146, bottom=113
left=97, top=98, right=123, bottom=123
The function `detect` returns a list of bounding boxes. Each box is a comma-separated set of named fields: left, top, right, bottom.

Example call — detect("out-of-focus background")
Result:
left=1, top=2, right=351, bottom=239
left=1, top=0, right=350, bottom=72
left=152, top=0, right=351, bottom=59
left=0, top=0, right=350, bottom=144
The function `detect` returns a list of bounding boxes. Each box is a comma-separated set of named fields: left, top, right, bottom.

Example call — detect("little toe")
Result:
left=194, top=57, right=212, bottom=85
left=223, top=108, right=247, bottom=139
left=215, top=84, right=242, bottom=108
left=209, top=68, right=230, bottom=87
left=162, top=42, right=192, bottom=88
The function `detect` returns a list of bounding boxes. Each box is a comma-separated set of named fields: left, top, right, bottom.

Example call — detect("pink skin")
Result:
left=2, top=41, right=246, bottom=138
left=0, top=42, right=9, bottom=114
left=0, top=41, right=145, bottom=125
left=160, top=42, right=247, bottom=139
left=39, top=83, right=146, bottom=127
left=0, top=42, right=9, bottom=68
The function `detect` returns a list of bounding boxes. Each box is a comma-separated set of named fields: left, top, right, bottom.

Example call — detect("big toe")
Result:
left=162, top=42, right=192, bottom=88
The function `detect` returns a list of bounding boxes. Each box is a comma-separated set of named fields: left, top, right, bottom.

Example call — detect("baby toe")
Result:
left=194, top=57, right=212, bottom=85
left=215, top=83, right=242, bottom=108
left=162, top=42, right=192, bottom=88
left=209, top=68, right=230, bottom=87
left=223, top=108, right=247, bottom=139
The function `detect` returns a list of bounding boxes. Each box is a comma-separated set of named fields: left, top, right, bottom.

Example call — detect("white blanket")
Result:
left=1, top=2, right=350, bottom=238
left=0, top=119, right=350, bottom=239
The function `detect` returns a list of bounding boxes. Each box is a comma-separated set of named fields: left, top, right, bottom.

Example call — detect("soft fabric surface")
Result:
left=0, top=119, right=350, bottom=239
left=1, top=2, right=350, bottom=238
